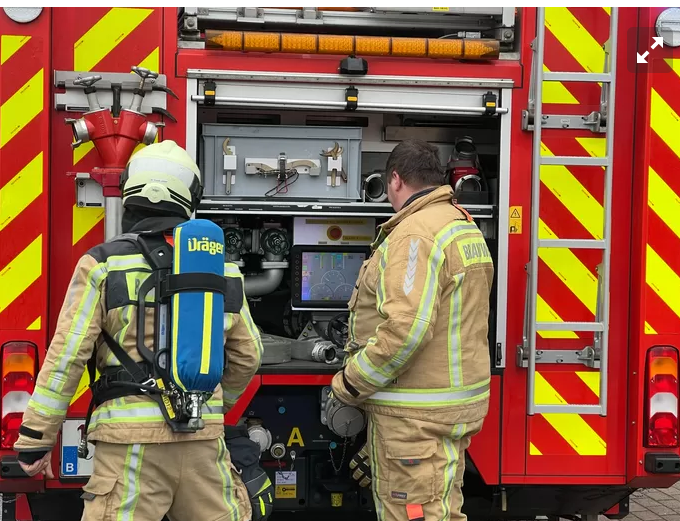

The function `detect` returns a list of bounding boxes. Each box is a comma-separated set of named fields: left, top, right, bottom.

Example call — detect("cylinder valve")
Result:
left=248, top=424, right=273, bottom=453
left=270, top=443, right=286, bottom=460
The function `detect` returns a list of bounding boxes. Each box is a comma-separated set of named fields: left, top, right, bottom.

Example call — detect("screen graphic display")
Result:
left=300, top=251, right=366, bottom=303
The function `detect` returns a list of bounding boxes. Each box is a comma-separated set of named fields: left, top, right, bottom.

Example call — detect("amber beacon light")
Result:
left=205, top=30, right=501, bottom=60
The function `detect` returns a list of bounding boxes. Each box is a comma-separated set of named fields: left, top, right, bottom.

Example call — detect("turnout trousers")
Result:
left=80, top=437, right=252, bottom=521
left=367, top=411, right=483, bottom=521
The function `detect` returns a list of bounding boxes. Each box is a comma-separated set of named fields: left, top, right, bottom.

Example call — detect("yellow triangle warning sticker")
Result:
left=509, top=206, right=522, bottom=235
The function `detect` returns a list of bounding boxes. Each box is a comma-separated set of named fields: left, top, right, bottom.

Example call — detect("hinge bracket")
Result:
left=516, top=345, right=601, bottom=369
left=521, top=111, right=606, bottom=132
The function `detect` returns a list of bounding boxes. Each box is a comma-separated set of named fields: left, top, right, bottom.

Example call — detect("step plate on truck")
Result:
left=60, top=419, right=95, bottom=478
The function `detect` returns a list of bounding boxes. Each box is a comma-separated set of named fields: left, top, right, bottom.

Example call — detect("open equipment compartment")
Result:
left=186, top=67, right=511, bottom=513
left=191, top=73, right=509, bottom=373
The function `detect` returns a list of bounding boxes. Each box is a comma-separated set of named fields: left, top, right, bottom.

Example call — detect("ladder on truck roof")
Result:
left=519, top=7, right=619, bottom=416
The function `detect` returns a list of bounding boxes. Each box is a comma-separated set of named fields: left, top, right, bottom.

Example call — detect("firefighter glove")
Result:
left=245, top=470, right=274, bottom=521
left=348, top=443, right=372, bottom=488
left=224, top=425, right=274, bottom=521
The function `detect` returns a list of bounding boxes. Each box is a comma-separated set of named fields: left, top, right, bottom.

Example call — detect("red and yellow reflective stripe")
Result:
left=71, top=7, right=160, bottom=248
left=644, top=60, right=680, bottom=333
left=67, top=8, right=162, bottom=405
left=530, top=371, right=607, bottom=456
left=535, top=7, right=612, bottom=338
left=529, top=8, right=612, bottom=460
left=0, top=32, right=46, bottom=331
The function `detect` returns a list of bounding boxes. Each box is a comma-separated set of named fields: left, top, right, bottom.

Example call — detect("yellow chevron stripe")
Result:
left=576, top=137, right=606, bottom=160
left=576, top=371, right=600, bottom=397
left=541, top=143, right=603, bottom=240
left=646, top=245, right=680, bottom=320
left=1, top=35, right=30, bottom=65
left=27, top=317, right=41, bottom=331
left=535, top=371, right=606, bottom=455
left=602, top=7, right=611, bottom=15
left=0, top=236, right=42, bottom=313
left=664, top=58, right=680, bottom=79
left=73, top=141, right=95, bottom=166
left=137, top=47, right=159, bottom=72
left=529, top=443, right=542, bottom=456
left=539, top=219, right=598, bottom=315
left=72, top=205, right=104, bottom=245
left=71, top=366, right=100, bottom=405
left=651, top=88, right=680, bottom=162
left=648, top=167, right=680, bottom=240
left=0, top=69, right=44, bottom=149
left=645, top=322, right=658, bottom=335
left=542, top=65, right=578, bottom=105
left=537, top=295, right=578, bottom=339
left=74, top=8, right=153, bottom=72
left=545, top=7, right=605, bottom=74
left=0, top=152, right=43, bottom=232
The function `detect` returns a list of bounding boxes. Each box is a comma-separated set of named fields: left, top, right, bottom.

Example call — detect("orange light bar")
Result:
left=205, top=30, right=500, bottom=60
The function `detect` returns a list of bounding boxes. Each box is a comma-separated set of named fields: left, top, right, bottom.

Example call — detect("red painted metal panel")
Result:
left=48, top=8, right=165, bottom=417
left=627, top=6, right=680, bottom=483
left=502, top=474, right=626, bottom=486
left=0, top=8, right=50, bottom=348
left=500, top=6, right=535, bottom=478
left=161, top=6, right=187, bottom=149
left=225, top=376, right=262, bottom=425
left=468, top=375, right=501, bottom=485
left=501, top=7, right=636, bottom=481
left=261, top=374, right=334, bottom=386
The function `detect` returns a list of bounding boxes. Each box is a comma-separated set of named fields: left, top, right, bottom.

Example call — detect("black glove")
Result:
left=225, top=425, right=274, bottom=521
left=348, top=443, right=372, bottom=488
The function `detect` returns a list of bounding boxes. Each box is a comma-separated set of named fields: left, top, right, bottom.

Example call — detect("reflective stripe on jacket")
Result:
left=331, top=185, right=493, bottom=425
left=15, top=217, right=263, bottom=450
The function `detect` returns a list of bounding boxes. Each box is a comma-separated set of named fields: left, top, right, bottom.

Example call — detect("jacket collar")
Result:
left=128, top=216, right=188, bottom=235
left=379, top=185, right=458, bottom=235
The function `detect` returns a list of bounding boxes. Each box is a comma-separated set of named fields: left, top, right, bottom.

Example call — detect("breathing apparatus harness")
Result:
left=78, top=218, right=243, bottom=458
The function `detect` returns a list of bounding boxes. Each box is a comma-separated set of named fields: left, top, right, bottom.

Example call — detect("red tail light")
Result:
left=645, top=345, right=680, bottom=448
left=0, top=342, right=38, bottom=450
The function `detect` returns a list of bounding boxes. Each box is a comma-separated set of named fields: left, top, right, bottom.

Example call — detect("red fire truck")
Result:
left=1, top=5, right=679, bottom=521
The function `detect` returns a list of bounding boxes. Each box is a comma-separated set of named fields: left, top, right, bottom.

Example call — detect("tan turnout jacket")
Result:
left=15, top=218, right=262, bottom=453
left=331, top=185, right=494, bottom=425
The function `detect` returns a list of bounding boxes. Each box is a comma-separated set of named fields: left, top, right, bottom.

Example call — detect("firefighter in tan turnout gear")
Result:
left=330, top=139, right=494, bottom=521
left=14, top=141, right=263, bottom=521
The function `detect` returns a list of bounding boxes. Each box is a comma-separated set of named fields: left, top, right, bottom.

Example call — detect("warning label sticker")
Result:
left=509, top=206, right=522, bottom=234
left=275, top=471, right=296, bottom=485
left=275, top=485, right=297, bottom=499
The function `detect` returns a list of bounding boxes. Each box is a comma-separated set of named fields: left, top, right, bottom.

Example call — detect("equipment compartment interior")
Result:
left=194, top=105, right=503, bottom=374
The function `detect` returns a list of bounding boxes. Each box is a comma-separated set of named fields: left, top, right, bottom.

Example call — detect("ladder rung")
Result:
left=533, top=404, right=602, bottom=415
left=538, top=239, right=606, bottom=249
left=543, top=72, right=611, bottom=83
left=535, top=321, right=605, bottom=332
left=540, top=156, right=610, bottom=167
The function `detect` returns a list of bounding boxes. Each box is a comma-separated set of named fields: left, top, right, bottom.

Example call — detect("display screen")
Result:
left=300, top=251, right=366, bottom=302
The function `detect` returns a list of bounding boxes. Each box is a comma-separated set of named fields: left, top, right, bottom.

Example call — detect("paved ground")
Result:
left=625, top=483, right=680, bottom=521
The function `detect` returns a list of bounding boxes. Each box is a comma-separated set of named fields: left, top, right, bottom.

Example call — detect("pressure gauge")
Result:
left=3, top=7, right=42, bottom=24
left=656, top=8, right=680, bottom=48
